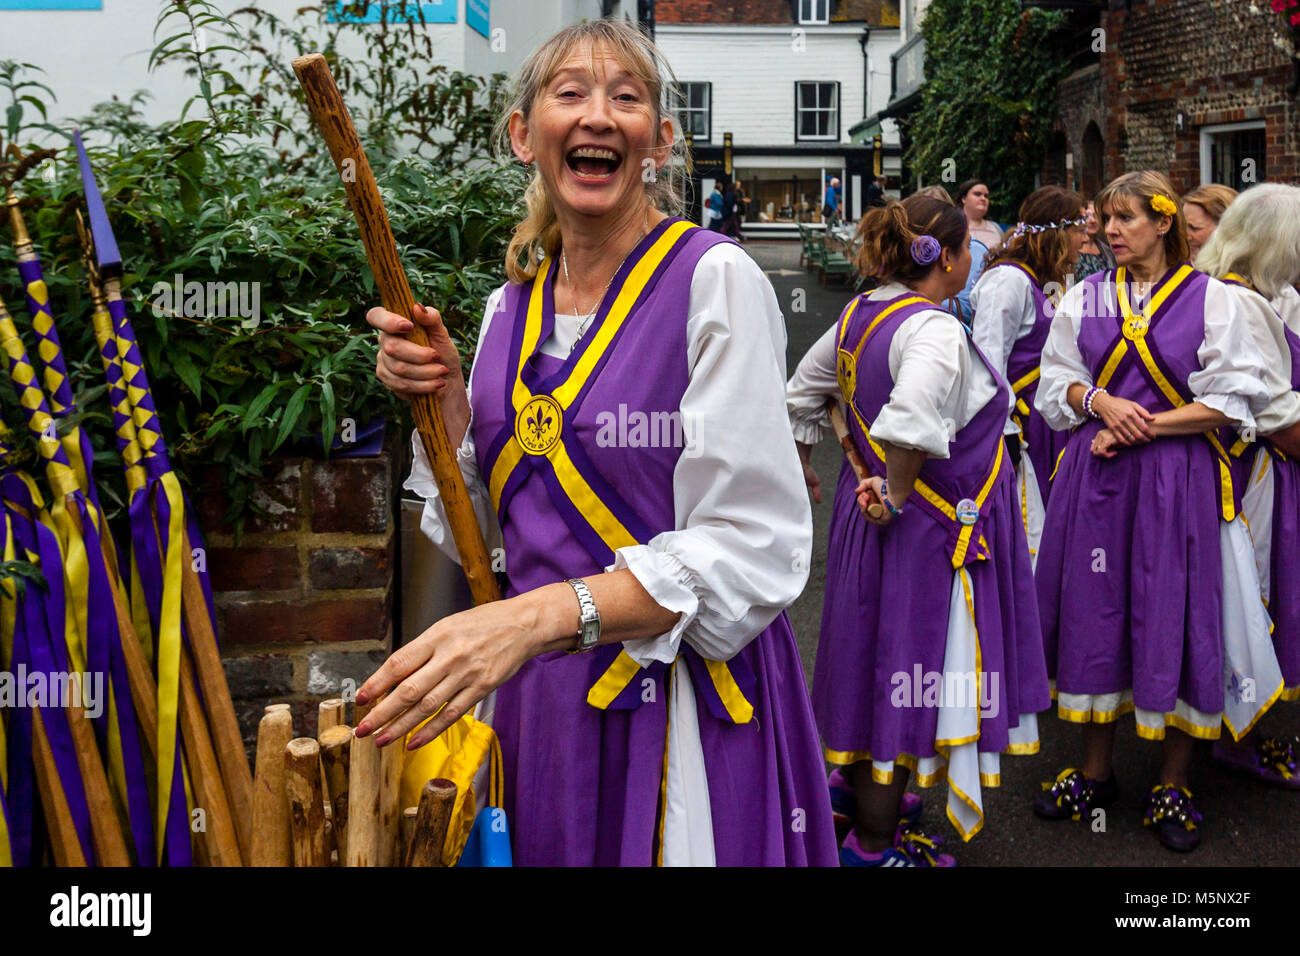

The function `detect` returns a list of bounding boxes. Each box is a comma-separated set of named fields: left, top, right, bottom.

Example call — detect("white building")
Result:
left=653, top=0, right=904, bottom=235
left=0, top=0, right=633, bottom=129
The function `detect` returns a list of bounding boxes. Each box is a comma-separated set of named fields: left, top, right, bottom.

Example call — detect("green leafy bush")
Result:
left=902, top=0, right=1069, bottom=221
left=1, top=1, right=526, bottom=530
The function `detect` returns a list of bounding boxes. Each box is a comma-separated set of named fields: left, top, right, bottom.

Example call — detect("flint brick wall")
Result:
left=198, top=447, right=397, bottom=758
left=1049, top=0, right=1299, bottom=192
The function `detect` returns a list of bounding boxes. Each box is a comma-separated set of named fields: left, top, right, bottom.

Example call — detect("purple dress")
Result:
left=814, top=291, right=1050, bottom=840
left=467, top=217, right=837, bottom=866
left=1037, top=267, right=1282, bottom=737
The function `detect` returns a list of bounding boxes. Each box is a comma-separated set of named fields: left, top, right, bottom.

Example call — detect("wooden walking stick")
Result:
left=250, top=706, right=294, bottom=866
left=405, top=778, right=458, bottom=867
left=319, top=724, right=352, bottom=862
left=292, top=53, right=501, bottom=608
left=285, top=738, right=328, bottom=867
left=344, top=697, right=383, bottom=866
left=828, top=401, right=884, bottom=519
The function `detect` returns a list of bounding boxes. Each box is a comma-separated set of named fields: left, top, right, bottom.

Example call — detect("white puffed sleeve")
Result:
left=970, top=264, right=1035, bottom=379
left=1188, top=279, right=1270, bottom=428
left=1035, top=281, right=1092, bottom=431
left=1272, top=285, right=1300, bottom=337
left=614, top=243, right=813, bottom=666
left=402, top=286, right=504, bottom=563
left=870, top=310, right=966, bottom=458
left=785, top=321, right=841, bottom=445
left=1228, top=285, right=1300, bottom=434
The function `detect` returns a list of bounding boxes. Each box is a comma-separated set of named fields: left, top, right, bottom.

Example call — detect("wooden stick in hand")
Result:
left=827, top=401, right=884, bottom=519
left=291, top=52, right=501, bottom=608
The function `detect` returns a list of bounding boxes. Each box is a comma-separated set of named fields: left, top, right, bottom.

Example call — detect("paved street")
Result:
left=747, top=239, right=1300, bottom=866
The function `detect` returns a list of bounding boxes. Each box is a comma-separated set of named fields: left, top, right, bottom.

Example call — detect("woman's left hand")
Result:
left=1090, top=427, right=1121, bottom=459
left=856, top=475, right=894, bottom=525
left=353, top=596, right=545, bottom=750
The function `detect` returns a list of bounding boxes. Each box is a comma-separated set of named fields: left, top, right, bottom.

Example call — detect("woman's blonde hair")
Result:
left=1182, top=183, right=1238, bottom=224
left=494, top=19, right=685, bottom=283
left=1094, top=170, right=1190, bottom=264
left=1195, top=184, right=1300, bottom=300
left=913, top=184, right=954, bottom=204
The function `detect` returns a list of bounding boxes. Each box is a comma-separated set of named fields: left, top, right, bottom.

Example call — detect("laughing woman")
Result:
left=1032, top=171, right=1281, bottom=852
left=356, top=20, right=837, bottom=866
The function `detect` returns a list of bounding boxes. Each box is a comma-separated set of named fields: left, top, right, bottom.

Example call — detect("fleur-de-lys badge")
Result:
left=836, top=349, right=856, bottom=403
left=516, top=394, right=563, bottom=456
left=1123, top=312, right=1149, bottom=339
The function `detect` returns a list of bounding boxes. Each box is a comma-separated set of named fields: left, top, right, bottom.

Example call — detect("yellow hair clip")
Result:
left=1150, top=194, right=1177, bottom=217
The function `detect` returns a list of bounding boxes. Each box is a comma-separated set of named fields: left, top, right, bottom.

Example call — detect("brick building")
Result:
left=1044, top=0, right=1299, bottom=197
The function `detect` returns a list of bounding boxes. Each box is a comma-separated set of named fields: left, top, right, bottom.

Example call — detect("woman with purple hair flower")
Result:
left=786, top=195, right=1050, bottom=865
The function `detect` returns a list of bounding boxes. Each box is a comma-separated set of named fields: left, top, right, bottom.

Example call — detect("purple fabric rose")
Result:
left=910, top=235, right=942, bottom=266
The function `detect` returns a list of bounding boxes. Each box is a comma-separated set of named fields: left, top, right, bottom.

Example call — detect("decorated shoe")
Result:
left=1033, top=767, right=1119, bottom=821
left=1211, top=736, right=1300, bottom=790
left=1143, top=783, right=1203, bottom=852
left=839, top=826, right=956, bottom=868
left=828, top=768, right=923, bottom=827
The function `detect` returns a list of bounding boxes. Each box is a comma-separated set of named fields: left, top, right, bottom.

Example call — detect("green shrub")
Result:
left=1, top=1, right=526, bottom=532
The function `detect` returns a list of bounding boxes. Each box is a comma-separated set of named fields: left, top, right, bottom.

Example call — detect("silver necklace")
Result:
left=561, top=236, right=643, bottom=353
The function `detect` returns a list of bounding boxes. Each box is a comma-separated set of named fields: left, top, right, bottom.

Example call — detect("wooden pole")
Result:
left=318, top=699, right=344, bottom=735
left=405, top=778, right=457, bottom=868
left=319, top=724, right=352, bottom=864
left=29, top=709, right=88, bottom=866
left=249, top=706, right=293, bottom=866
left=178, top=648, right=242, bottom=866
left=828, top=401, right=884, bottom=519
left=291, top=53, right=500, bottom=608
left=400, top=806, right=417, bottom=863
left=285, top=738, right=328, bottom=867
left=179, top=526, right=254, bottom=856
left=378, top=729, right=404, bottom=866
left=344, top=697, right=382, bottom=866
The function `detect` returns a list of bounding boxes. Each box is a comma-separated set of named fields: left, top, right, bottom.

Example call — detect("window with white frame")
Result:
left=796, top=82, right=839, bottom=141
left=676, top=82, right=711, bottom=141
left=1199, top=121, right=1266, bottom=190
left=798, top=0, right=830, bottom=24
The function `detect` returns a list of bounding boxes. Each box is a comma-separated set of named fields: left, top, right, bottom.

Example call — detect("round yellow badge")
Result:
left=836, top=349, right=856, bottom=403
left=516, top=394, right=563, bottom=456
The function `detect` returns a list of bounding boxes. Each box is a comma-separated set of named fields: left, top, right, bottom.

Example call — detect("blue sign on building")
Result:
left=0, top=0, right=102, bottom=8
left=467, top=0, right=490, bottom=38
left=327, top=0, right=457, bottom=24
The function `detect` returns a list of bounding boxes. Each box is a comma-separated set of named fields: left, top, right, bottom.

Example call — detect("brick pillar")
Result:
left=199, top=448, right=397, bottom=758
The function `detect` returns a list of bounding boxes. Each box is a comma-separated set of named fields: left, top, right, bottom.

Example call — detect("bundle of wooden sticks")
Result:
left=249, top=696, right=456, bottom=867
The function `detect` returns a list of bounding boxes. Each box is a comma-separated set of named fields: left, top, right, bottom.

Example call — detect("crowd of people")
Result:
left=360, top=17, right=1298, bottom=867
left=788, top=171, right=1300, bottom=864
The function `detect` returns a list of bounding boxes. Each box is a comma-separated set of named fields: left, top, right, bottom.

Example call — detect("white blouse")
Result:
left=1224, top=284, right=1300, bottom=435
left=970, top=263, right=1036, bottom=379
left=785, top=282, right=1008, bottom=459
left=405, top=242, right=813, bottom=667
left=1272, top=285, right=1300, bottom=337
left=1036, top=274, right=1270, bottom=432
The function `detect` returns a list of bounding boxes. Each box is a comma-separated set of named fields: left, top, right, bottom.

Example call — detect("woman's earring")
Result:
left=944, top=264, right=953, bottom=272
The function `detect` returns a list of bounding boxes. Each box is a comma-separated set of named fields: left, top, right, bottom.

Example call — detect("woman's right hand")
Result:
left=1092, top=392, right=1155, bottom=445
left=367, top=303, right=464, bottom=400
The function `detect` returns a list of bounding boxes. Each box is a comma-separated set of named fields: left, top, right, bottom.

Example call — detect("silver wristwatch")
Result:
left=565, top=578, right=601, bottom=653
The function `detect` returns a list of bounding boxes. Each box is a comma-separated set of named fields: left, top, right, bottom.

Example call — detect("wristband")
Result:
left=879, top=480, right=904, bottom=517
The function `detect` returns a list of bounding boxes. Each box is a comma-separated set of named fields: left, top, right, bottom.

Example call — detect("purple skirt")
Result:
left=492, top=613, right=839, bottom=866
left=1036, top=421, right=1224, bottom=714
left=813, top=460, right=1050, bottom=762
left=1268, top=451, right=1300, bottom=689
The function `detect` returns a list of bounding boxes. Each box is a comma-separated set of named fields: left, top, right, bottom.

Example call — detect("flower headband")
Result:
left=1150, top=194, right=1177, bottom=217
left=1010, top=216, right=1088, bottom=239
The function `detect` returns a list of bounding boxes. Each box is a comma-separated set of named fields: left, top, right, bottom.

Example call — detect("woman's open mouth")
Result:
left=566, top=146, right=623, bottom=182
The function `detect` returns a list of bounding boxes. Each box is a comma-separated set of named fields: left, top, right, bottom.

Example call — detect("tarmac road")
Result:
left=746, top=239, right=1300, bottom=867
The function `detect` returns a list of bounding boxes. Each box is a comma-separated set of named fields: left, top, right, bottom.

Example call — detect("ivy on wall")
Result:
left=902, top=0, right=1069, bottom=221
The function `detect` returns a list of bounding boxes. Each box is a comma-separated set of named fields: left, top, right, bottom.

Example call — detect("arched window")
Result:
left=1082, top=121, right=1105, bottom=198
